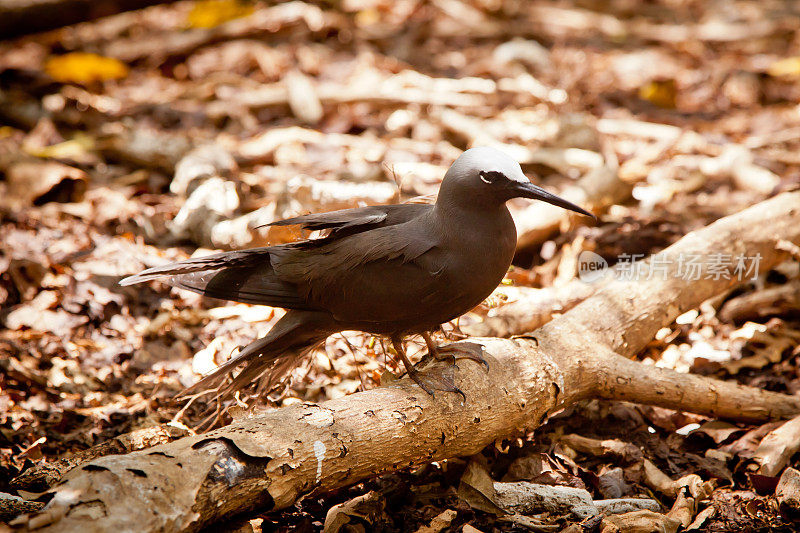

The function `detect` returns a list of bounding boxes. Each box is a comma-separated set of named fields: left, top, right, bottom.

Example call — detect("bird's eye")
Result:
left=479, top=170, right=504, bottom=184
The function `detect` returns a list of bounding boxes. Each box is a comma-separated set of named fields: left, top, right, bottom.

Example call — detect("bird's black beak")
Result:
left=514, top=181, right=597, bottom=219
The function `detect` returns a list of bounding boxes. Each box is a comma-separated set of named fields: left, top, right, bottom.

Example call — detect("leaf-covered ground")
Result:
left=1, top=0, right=800, bottom=531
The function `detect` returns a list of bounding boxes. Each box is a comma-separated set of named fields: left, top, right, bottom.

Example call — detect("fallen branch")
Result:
left=718, top=279, right=800, bottom=322
left=220, top=70, right=566, bottom=114
left=462, top=282, right=596, bottom=338
left=13, top=191, right=800, bottom=532
left=221, top=73, right=490, bottom=110
left=752, top=414, right=800, bottom=477
left=457, top=458, right=660, bottom=520
left=235, top=126, right=461, bottom=167
left=0, top=494, right=44, bottom=524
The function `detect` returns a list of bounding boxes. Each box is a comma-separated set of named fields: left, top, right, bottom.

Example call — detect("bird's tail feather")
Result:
left=179, top=310, right=335, bottom=400
left=120, top=248, right=272, bottom=286
left=120, top=247, right=313, bottom=309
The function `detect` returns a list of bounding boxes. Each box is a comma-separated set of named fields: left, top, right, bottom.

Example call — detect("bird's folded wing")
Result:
left=270, top=204, right=432, bottom=239
left=120, top=205, right=438, bottom=312
left=270, top=221, right=441, bottom=317
left=269, top=207, right=389, bottom=231
left=273, top=221, right=436, bottom=280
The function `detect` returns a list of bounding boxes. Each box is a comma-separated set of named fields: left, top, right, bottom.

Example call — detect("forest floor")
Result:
left=2, top=0, right=800, bottom=531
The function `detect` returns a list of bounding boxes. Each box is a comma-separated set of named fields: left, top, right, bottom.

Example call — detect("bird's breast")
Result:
left=433, top=208, right=517, bottom=308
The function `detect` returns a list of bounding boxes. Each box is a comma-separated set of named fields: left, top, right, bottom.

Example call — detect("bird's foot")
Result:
left=392, top=335, right=466, bottom=401
left=406, top=366, right=466, bottom=402
left=430, top=342, right=489, bottom=371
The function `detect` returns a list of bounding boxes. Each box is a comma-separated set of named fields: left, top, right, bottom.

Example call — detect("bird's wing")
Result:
left=273, top=220, right=435, bottom=284
left=120, top=204, right=435, bottom=312
left=271, top=204, right=431, bottom=239
left=270, top=219, right=445, bottom=322
left=270, top=208, right=387, bottom=231
left=119, top=247, right=317, bottom=309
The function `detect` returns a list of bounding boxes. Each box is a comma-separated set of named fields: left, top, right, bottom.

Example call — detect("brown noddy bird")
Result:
left=121, top=147, right=595, bottom=399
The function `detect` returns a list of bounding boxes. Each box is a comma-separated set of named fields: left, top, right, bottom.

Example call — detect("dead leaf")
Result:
left=186, top=0, right=254, bottom=29
left=457, top=459, right=505, bottom=516
left=45, top=53, right=129, bottom=84
left=639, top=79, right=677, bottom=108
left=768, top=57, right=800, bottom=77
left=6, top=160, right=87, bottom=206
left=323, top=491, right=387, bottom=533
left=602, top=510, right=680, bottom=533
left=5, top=291, right=88, bottom=336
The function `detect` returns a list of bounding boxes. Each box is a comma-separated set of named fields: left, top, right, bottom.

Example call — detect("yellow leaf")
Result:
left=25, top=134, right=95, bottom=159
left=639, top=79, right=676, bottom=108
left=0, top=126, right=17, bottom=139
left=45, top=53, right=129, bottom=84
left=355, top=8, right=380, bottom=28
left=768, top=57, right=800, bottom=77
left=186, top=0, right=254, bottom=29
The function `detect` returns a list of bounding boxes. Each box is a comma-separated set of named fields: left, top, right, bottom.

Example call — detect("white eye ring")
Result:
left=479, top=172, right=492, bottom=184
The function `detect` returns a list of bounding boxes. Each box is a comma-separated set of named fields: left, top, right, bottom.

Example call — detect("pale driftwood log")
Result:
left=13, top=192, right=800, bottom=532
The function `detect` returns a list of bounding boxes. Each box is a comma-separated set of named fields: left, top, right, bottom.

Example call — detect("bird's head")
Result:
left=438, top=146, right=595, bottom=218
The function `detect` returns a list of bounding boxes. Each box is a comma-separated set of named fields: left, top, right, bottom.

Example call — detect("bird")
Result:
left=120, top=146, right=595, bottom=400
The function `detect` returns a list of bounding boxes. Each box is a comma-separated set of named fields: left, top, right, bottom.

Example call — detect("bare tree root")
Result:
left=12, top=191, right=800, bottom=532
left=583, top=347, right=800, bottom=421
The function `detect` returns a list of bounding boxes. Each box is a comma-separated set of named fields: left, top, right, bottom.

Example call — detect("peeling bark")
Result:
left=10, top=424, right=190, bottom=493
left=13, top=191, right=800, bottom=532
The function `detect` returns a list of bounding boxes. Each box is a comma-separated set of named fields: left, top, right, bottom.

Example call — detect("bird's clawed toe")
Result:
left=394, top=334, right=468, bottom=400
left=434, top=342, right=489, bottom=371
left=407, top=367, right=466, bottom=402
